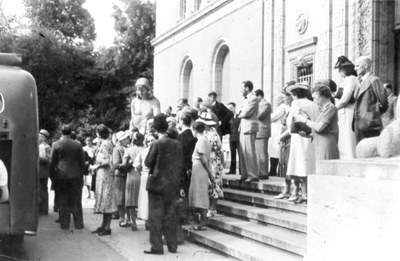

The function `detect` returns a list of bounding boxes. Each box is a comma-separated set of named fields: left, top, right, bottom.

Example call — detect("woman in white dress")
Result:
left=133, top=133, right=158, bottom=230
left=334, top=56, right=358, bottom=159
left=268, top=94, right=287, bottom=176
left=286, top=83, right=319, bottom=204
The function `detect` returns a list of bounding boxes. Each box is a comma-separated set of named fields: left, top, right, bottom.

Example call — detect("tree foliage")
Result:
left=0, top=0, right=155, bottom=138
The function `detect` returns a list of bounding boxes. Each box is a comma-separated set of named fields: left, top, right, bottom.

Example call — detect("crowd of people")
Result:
left=36, top=54, right=398, bottom=255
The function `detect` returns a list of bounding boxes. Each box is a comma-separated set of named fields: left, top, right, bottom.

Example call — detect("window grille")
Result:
left=297, top=64, right=313, bottom=87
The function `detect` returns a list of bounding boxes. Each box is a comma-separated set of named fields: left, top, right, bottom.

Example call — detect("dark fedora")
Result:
left=334, top=56, right=354, bottom=69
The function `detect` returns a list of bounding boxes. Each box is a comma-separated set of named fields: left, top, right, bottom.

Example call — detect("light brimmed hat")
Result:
left=196, top=112, right=216, bottom=126
left=118, top=131, right=131, bottom=142
left=39, top=129, right=50, bottom=139
left=286, top=82, right=309, bottom=93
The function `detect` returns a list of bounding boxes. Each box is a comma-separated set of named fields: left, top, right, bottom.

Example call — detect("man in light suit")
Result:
left=254, top=89, right=271, bottom=180
left=353, top=56, right=388, bottom=143
left=49, top=125, right=85, bottom=230
left=238, top=81, right=259, bottom=182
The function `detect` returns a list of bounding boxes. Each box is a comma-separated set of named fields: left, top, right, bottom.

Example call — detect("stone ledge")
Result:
left=316, top=156, right=400, bottom=180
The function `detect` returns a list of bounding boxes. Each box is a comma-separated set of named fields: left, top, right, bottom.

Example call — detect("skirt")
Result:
left=137, top=172, right=149, bottom=220
left=125, top=169, right=141, bottom=207
left=114, top=175, right=126, bottom=207
left=189, top=159, right=210, bottom=210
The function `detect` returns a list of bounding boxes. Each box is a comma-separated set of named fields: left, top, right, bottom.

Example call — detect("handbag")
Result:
left=290, top=111, right=312, bottom=135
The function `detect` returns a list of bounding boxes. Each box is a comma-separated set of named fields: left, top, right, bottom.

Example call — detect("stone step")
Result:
left=217, top=200, right=307, bottom=233
left=183, top=226, right=302, bottom=261
left=222, top=175, right=285, bottom=194
left=208, top=215, right=306, bottom=256
left=223, top=188, right=307, bottom=214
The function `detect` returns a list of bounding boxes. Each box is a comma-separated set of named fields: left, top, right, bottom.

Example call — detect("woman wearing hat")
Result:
left=198, top=112, right=224, bottom=218
left=285, top=83, right=319, bottom=204
left=334, top=55, right=358, bottom=159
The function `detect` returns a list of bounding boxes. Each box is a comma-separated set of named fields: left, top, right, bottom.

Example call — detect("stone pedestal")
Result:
left=305, top=157, right=400, bottom=261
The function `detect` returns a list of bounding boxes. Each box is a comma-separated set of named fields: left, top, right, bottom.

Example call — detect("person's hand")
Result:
left=180, top=189, right=186, bottom=198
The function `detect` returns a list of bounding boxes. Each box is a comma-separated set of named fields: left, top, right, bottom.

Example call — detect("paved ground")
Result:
left=0, top=187, right=232, bottom=261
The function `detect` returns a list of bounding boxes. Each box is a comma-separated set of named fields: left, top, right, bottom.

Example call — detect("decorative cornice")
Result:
left=151, top=0, right=232, bottom=47
left=285, top=37, right=318, bottom=53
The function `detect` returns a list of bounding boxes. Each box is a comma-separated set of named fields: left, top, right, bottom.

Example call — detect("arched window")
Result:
left=212, top=41, right=230, bottom=103
left=181, top=58, right=194, bottom=102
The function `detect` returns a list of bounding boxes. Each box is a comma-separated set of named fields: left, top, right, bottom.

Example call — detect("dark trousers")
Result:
left=356, top=128, right=381, bottom=144
left=148, top=193, right=177, bottom=253
left=229, top=140, right=239, bottom=173
left=269, top=157, right=279, bottom=176
left=39, top=178, right=49, bottom=214
left=57, top=178, right=84, bottom=228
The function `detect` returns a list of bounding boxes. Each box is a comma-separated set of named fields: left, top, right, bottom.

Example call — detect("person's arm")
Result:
left=239, top=96, right=258, bottom=119
left=144, top=142, right=158, bottom=175
left=199, top=153, right=214, bottom=183
left=112, top=148, right=124, bottom=171
left=271, top=104, right=286, bottom=122
left=294, top=105, right=336, bottom=133
left=152, top=98, right=161, bottom=116
left=258, top=101, right=271, bottom=121
left=336, top=77, right=357, bottom=109
left=372, top=78, right=389, bottom=114
left=49, top=145, right=57, bottom=180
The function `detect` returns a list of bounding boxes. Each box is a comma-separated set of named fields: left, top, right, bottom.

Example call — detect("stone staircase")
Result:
left=184, top=175, right=306, bottom=261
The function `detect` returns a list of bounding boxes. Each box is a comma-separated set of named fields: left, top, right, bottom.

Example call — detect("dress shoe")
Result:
left=244, top=178, right=259, bottom=182
left=287, top=195, right=299, bottom=202
left=259, top=176, right=269, bottom=180
left=131, top=225, right=138, bottom=231
left=294, top=196, right=307, bottom=204
left=55, top=219, right=60, bottom=223
left=111, top=213, right=119, bottom=220
left=143, top=249, right=163, bottom=255
left=168, top=248, right=177, bottom=253
left=91, top=227, right=104, bottom=234
left=60, top=224, right=69, bottom=230
left=98, top=229, right=111, bottom=236
left=273, top=193, right=290, bottom=200
left=75, top=225, right=84, bottom=229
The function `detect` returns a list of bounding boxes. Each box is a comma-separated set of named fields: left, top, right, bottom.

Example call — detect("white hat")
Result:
left=196, top=112, right=216, bottom=126
left=285, top=82, right=309, bottom=93
left=116, top=131, right=130, bottom=141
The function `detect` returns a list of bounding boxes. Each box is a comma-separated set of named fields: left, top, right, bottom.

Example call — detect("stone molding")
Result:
left=356, top=0, right=372, bottom=57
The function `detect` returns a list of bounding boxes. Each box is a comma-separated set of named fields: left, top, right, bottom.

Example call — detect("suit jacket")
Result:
left=178, top=129, right=197, bottom=194
left=256, top=98, right=272, bottom=139
left=49, top=137, right=85, bottom=180
left=112, top=145, right=127, bottom=177
left=229, top=114, right=240, bottom=142
left=239, top=92, right=259, bottom=134
left=39, top=142, right=51, bottom=179
left=145, top=135, right=184, bottom=197
left=353, top=73, right=388, bottom=133
left=211, top=101, right=233, bottom=136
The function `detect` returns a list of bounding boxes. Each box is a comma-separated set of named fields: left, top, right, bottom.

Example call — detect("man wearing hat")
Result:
left=238, top=80, right=259, bottom=182
left=130, top=77, right=161, bottom=133
left=39, top=129, right=51, bottom=215
left=353, top=56, right=388, bottom=142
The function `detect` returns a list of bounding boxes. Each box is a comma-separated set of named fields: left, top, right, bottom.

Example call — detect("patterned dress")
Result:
left=94, top=139, right=117, bottom=213
left=124, top=145, right=145, bottom=207
left=206, top=128, right=224, bottom=199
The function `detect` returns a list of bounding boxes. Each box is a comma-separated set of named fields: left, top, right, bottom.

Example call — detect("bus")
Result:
left=0, top=53, right=39, bottom=245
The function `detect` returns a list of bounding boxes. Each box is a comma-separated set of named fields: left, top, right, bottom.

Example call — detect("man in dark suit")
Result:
left=144, top=114, right=185, bottom=255
left=208, top=91, right=233, bottom=138
left=238, top=81, right=259, bottom=182
left=353, top=56, right=388, bottom=143
left=49, top=125, right=85, bottom=230
left=227, top=102, right=240, bottom=174
left=254, top=89, right=271, bottom=180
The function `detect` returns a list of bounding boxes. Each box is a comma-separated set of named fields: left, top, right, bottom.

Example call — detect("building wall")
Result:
left=153, top=0, right=397, bottom=110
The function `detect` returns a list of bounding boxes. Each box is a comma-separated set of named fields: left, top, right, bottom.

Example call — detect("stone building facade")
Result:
left=152, top=0, right=399, bottom=109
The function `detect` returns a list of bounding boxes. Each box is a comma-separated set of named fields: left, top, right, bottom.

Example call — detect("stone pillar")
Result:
left=305, top=157, right=400, bottom=261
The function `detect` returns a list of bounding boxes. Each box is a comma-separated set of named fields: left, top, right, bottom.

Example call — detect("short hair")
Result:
left=196, top=97, right=203, bottom=103
left=227, top=102, right=236, bottom=107
left=384, top=82, right=393, bottom=90
left=145, top=133, right=158, bottom=145
left=188, top=108, right=199, bottom=121
left=208, top=91, right=217, bottom=99
left=153, top=114, right=168, bottom=133
left=357, top=56, right=372, bottom=70
left=179, top=98, right=188, bottom=105
left=254, top=89, right=264, bottom=98
left=181, top=113, right=192, bottom=127
left=61, top=125, right=72, bottom=135
left=70, top=131, right=77, bottom=140
left=133, top=132, right=144, bottom=147
left=193, top=121, right=205, bottom=133
left=242, top=80, right=254, bottom=91
left=97, top=124, right=110, bottom=139
left=315, top=79, right=338, bottom=93
left=312, top=83, right=332, bottom=99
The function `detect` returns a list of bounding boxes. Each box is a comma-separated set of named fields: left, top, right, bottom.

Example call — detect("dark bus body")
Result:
left=0, top=53, right=39, bottom=239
